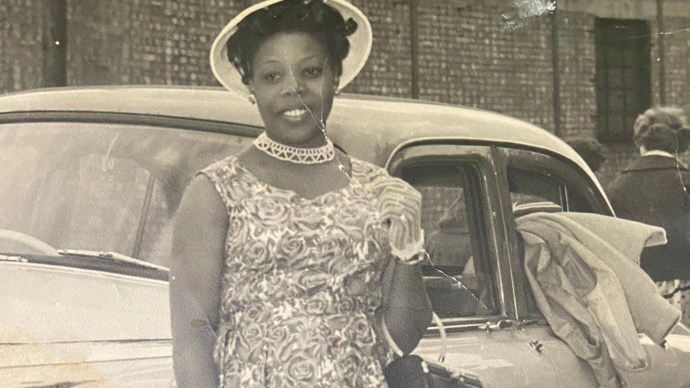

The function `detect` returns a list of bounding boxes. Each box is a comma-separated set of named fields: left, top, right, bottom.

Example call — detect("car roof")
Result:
left=0, top=85, right=594, bottom=177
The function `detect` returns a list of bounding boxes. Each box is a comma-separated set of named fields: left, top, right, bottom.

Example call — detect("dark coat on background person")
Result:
left=607, top=155, right=690, bottom=281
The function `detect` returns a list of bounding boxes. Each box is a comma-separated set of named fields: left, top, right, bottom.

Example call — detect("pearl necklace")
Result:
left=253, top=132, right=336, bottom=164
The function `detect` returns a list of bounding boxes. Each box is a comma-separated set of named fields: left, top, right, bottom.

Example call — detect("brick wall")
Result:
left=650, top=17, right=662, bottom=107
left=66, top=0, right=244, bottom=87
left=414, top=2, right=556, bottom=131
left=558, top=11, right=597, bottom=140
left=665, top=17, right=690, bottom=108
left=346, top=0, right=413, bottom=98
left=0, top=0, right=44, bottom=92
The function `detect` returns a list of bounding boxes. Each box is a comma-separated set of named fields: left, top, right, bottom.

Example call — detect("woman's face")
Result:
left=248, top=31, right=339, bottom=147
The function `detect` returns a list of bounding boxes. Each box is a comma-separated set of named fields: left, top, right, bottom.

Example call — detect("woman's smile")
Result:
left=280, top=108, right=310, bottom=121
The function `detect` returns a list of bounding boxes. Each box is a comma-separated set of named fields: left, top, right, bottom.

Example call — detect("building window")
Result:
left=595, top=18, right=652, bottom=143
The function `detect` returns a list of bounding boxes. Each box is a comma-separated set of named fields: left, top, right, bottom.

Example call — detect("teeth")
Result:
left=283, top=109, right=307, bottom=117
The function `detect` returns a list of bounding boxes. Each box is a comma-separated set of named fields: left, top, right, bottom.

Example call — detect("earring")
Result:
left=249, top=93, right=256, bottom=105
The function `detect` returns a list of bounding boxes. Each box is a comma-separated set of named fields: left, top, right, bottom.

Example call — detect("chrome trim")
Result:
left=490, top=146, right=520, bottom=320
left=383, top=136, right=613, bottom=215
left=58, top=249, right=169, bottom=271
left=481, top=155, right=509, bottom=317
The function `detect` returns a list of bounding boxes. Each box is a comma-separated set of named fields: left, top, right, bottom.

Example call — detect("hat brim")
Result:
left=210, top=0, right=372, bottom=99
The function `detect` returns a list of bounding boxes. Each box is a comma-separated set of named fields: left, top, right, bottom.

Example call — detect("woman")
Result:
left=169, top=1, right=433, bottom=387
left=607, top=106, right=690, bottom=325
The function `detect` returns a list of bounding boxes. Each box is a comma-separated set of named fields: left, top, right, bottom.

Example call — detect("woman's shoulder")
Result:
left=198, top=154, right=262, bottom=191
left=194, top=155, right=255, bottom=206
left=198, top=154, right=241, bottom=180
left=349, top=157, right=389, bottom=182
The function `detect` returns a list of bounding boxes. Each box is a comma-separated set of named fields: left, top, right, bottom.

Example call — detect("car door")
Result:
left=387, top=144, right=561, bottom=388
left=497, top=148, right=682, bottom=388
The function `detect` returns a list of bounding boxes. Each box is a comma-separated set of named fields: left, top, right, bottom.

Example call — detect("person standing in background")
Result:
left=566, top=138, right=607, bottom=173
left=607, top=106, right=690, bottom=325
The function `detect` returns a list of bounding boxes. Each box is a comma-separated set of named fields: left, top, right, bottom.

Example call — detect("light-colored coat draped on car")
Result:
left=517, top=212, right=680, bottom=388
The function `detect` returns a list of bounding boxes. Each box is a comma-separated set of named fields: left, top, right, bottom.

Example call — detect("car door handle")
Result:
left=479, top=319, right=540, bottom=332
left=529, top=340, right=544, bottom=355
left=479, top=320, right=514, bottom=332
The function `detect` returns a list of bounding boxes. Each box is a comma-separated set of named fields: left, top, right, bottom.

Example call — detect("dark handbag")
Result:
left=382, top=314, right=483, bottom=388
left=383, top=354, right=483, bottom=388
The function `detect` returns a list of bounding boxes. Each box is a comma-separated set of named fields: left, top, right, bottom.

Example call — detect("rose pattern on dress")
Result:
left=305, top=294, right=330, bottom=315
left=238, top=321, right=265, bottom=352
left=344, top=315, right=375, bottom=345
left=295, top=271, right=331, bottom=294
left=336, top=348, right=364, bottom=387
left=292, top=205, right=326, bottom=230
left=286, top=353, right=319, bottom=384
left=338, top=295, right=356, bottom=314
left=200, top=156, right=404, bottom=388
left=242, top=239, right=275, bottom=273
left=278, top=233, right=308, bottom=259
left=228, top=214, right=250, bottom=243
left=256, top=195, right=291, bottom=225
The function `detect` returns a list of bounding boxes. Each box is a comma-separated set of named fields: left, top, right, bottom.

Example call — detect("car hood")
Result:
left=0, top=253, right=171, bottom=344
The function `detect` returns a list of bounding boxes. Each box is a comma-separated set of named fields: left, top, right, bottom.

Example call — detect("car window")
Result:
left=0, top=122, right=249, bottom=258
left=508, top=167, right=567, bottom=215
left=507, top=153, right=608, bottom=217
left=401, top=162, right=499, bottom=319
left=505, top=149, right=611, bottom=315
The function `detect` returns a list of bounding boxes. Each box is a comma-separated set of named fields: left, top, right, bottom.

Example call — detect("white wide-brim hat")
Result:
left=210, top=0, right=372, bottom=98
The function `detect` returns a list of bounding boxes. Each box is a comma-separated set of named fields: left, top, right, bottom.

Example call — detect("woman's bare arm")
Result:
left=382, top=259, right=433, bottom=355
left=170, top=175, right=228, bottom=388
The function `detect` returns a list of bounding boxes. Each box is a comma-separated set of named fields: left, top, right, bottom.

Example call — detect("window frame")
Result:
left=388, top=144, right=520, bottom=332
left=595, top=18, right=652, bottom=143
left=402, top=160, right=498, bottom=319
left=498, top=147, right=614, bottom=318
left=503, top=148, right=613, bottom=216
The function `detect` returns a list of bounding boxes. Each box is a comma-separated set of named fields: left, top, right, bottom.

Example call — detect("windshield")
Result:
left=0, top=121, right=250, bottom=262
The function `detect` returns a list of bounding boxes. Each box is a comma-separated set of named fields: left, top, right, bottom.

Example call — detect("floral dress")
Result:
left=199, top=155, right=399, bottom=388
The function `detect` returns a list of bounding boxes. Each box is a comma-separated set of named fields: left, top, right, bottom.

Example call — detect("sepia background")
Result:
left=1, top=0, right=689, bottom=185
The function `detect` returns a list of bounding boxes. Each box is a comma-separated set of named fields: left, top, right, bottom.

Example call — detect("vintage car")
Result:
left=1, top=86, right=689, bottom=388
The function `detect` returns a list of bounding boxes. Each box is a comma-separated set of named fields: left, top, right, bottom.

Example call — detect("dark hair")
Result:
left=566, top=138, right=607, bottom=172
left=226, top=0, right=358, bottom=85
left=633, top=107, right=690, bottom=154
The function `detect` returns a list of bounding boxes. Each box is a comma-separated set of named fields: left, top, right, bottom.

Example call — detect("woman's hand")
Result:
left=369, top=177, right=425, bottom=261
